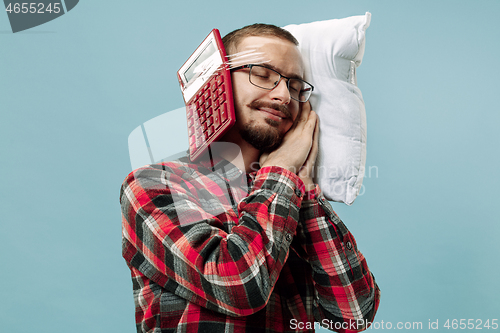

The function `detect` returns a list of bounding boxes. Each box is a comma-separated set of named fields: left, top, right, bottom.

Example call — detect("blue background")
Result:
left=1, top=0, right=499, bottom=332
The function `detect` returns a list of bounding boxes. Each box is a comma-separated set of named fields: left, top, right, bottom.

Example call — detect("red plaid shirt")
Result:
left=120, top=154, right=380, bottom=332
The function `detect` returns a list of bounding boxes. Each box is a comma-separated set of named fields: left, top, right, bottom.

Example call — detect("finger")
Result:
left=303, top=109, right=317, bottom=135
left=281, top=106, right=315, bottom=145
left=311, top=113, right=319, bottom=155
left=292, top=101, right=312, bottom=129
left=300, top=114, right=319, bottom=175
left=301, top=100, right=311, bottom=114
left=300, top=101, right=312, bottom=121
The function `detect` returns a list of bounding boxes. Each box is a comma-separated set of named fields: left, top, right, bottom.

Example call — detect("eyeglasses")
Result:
left=230, top=64, right=314, bottom=102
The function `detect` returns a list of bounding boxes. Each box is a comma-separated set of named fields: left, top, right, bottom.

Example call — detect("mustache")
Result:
left=247, top=100, right=292, bottom=119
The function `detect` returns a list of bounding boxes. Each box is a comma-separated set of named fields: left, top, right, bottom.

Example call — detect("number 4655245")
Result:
left=444, top=319, right=498, bottom=330
left=5, top=3, right=62, bottom=14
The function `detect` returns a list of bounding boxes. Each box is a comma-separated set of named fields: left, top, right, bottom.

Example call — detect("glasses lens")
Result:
left=294, top=81, right=313, bottom=102
left=288, top=79, right=313, bottom=102
left=249, top=66, right=278, bottom=90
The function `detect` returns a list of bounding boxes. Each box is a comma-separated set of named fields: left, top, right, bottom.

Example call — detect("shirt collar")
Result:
left=197, top=153, right=246, bottom=183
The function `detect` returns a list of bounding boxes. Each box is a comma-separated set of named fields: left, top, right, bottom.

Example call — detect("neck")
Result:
left=219, top=128, right=260, bottom=173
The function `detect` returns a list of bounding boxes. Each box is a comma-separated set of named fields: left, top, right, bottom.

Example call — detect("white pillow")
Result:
left=284, top=12, right=371, bottom=205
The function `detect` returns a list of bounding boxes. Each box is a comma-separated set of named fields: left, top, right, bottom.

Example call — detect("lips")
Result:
left=258, top=107, right=287, bottom=121
left=248, top=100, right=291, bottom=122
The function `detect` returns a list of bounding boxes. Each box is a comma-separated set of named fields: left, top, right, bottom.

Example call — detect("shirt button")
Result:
left=285, top=234, right=292, bottom=242
left=346, top=241, right=353, bottom=250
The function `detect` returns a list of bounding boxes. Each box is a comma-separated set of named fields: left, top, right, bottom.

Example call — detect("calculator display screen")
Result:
left=184, top=41, right=217, bottom=84
left=179, top=32, right=224, bottom=103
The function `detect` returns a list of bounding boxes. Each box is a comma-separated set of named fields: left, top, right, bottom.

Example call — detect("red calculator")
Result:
left=177, top=29, right=236, bottom=161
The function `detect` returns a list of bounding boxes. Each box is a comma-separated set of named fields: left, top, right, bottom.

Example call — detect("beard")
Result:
left=239, top=100, right=291, bottom=153
left=240, top=118, right=282, bottom=153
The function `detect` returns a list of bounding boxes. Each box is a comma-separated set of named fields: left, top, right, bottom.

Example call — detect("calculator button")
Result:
left=207, top=107, right=213, bottom=116
left=207, top=126, right=213, bottom=137
left=205, top=100, right=211, bottom=109
left=188, top=126, right=194, bottom=136
left=220, top=104, right=227, bottom=122
left=211, top=80, right=218, bottom=91
left=200, top=113, right=206, bottom=124
left=199, top=133, right=206, bottom=145
left=214, top=99, right=219, bottom=109
left=200, top=95, right=205, bottom=104
left=218, top=94, right=225, bottom=106
left=218, top=85, right=224, bottom=96
left=204, top=91, right=210, bottom=100
left=217, top=75, right=224, bottom=86
left=206, top=115, right=213, bottom=127
left=213, top=109, right=220, bottom=129
left=189, top=135, right=195, bottom=147
left=200, top=104, right=206, bottom=115
left=202, top=122, right=207, bottom=132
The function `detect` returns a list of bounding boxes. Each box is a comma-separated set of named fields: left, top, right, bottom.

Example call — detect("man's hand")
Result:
left=260, top=101, right=319, bottom=191
left=297, top=104, right=319, bottom=192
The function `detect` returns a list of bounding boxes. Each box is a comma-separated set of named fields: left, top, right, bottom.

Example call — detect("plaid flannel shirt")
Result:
left=120, top=154, right=380, bottom=332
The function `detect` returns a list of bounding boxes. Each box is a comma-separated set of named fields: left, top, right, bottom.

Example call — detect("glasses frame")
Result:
left=230, top=64, right=314, bottom=103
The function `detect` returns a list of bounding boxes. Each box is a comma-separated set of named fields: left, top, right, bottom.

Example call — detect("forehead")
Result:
left=235, top=36, right=304, bottom=79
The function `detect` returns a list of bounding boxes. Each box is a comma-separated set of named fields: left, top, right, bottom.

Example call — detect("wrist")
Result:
left=261, top=160, right=299, bottom=174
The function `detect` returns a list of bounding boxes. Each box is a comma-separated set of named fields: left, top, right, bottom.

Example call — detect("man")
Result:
left=121, top=24, right=380, bottom=332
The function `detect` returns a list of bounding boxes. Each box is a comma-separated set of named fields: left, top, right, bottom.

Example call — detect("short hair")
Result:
left=222, top=23, right=299, bottom=56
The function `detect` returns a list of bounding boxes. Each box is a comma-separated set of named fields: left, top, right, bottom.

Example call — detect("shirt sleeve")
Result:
left=120, top=164, right=305, bottom=317
left=294, top=185, right=381, bottom=332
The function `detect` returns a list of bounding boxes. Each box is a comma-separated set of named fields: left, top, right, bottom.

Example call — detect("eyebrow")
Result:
left=261, top=63, right=304, bottom=81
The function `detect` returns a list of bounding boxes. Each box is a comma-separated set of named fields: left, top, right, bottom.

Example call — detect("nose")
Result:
left=269, top=78, right=291, bottom=104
